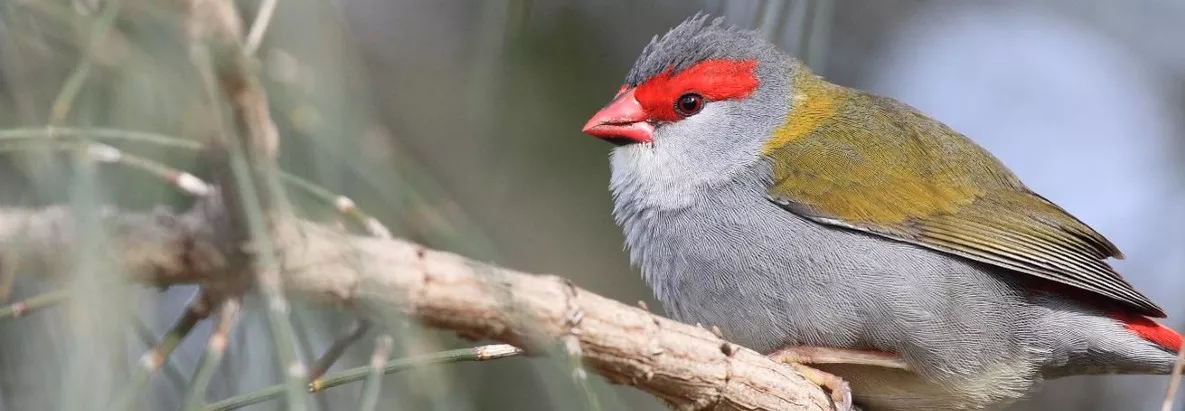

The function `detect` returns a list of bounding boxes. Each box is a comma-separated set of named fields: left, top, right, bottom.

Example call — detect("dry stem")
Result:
left=0, top=0, right=832, bottom=409
left=0, top=200, right=832, bottom=411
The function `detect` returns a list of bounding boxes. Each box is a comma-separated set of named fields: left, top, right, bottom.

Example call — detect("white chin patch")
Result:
left=608, top=139, right=700, bottom=210
left=610, top=142, right=657, bottom=172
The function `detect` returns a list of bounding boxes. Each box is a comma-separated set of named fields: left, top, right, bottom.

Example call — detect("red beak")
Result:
left=582, top=87, right=654, bottom=145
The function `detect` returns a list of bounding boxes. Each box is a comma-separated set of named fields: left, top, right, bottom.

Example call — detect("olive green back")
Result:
left=763, top=72, right=1164, bottom=317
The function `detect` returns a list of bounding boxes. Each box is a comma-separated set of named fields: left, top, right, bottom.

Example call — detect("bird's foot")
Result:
left=768, top=346, right=907, bottom=411
left=768, top=346, right=909, bottom=370
left=787, top=361, right=852, bottom=411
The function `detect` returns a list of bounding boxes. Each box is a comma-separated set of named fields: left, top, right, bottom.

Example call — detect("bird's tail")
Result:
left=1110, top=311, right=1182, bottom=355
left=1043, top=309, right=1182, bottom=377
left=1105, top=312, right=1182, bottom=375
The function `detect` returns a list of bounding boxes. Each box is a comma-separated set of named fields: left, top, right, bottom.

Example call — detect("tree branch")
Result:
left=181, top=0, right=310, bottom=406
left=0, top=0, right=832, bottom=409
left=0, top=198, right=833, bottom=411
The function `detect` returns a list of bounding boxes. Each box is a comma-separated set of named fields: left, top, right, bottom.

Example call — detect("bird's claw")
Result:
left=831, top=379, right=853, bottom=411
left=766, top=345, right=908, bottom=410
left=782, top=362, right=854, bottom=411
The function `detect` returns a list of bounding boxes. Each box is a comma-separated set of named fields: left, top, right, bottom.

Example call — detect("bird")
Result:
left=581, top=14, right=1181, bottom=411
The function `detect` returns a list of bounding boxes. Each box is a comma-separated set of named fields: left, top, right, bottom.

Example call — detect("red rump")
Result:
left=634, top=59, right=759, bottom=122
left=1110, top=311, right=1182, bottom=352
left=1024, top=279, right=1180, bottom=352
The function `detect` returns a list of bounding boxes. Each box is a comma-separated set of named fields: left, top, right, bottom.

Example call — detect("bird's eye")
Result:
left=674, top=93, right=704, bottom=117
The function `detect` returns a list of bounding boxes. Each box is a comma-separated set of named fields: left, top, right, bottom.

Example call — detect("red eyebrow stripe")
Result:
left=634, top=59, right=759, bottom=121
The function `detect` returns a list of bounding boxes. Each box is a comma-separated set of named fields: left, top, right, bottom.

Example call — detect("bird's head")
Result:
left=584, top=14, right=803, bottom=205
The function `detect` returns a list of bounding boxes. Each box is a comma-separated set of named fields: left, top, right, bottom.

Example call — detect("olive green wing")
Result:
left=764, top=91, right=1164, bottom=318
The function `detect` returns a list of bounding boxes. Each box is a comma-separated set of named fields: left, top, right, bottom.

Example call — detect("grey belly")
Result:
left=627, top=200, right=1048, bottom=409
left=632, top=197, right=1034, bottom=376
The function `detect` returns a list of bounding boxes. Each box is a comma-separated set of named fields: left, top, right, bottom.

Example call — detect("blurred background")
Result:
left=0, top=0, right=1181, bottom=410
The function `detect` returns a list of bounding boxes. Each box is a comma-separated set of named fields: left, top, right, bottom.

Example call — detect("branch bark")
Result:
left=181, top=0, right=312, bottom=406
left=0, top=0, right=833, bottom=409
left=0, top=197, right=833, bottom=411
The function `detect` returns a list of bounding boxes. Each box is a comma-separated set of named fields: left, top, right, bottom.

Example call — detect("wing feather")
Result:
left=763, top=87, right=1165, bottom=317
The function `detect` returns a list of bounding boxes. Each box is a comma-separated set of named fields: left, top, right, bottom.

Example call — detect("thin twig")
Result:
left=101, top=143, right=212, bottom=196
left=358, top=335, right=394, bottom=411
left=0, top=128, right=389, bottom=228
left=223, top=138, right=310, bottom=410
left=0, top=289, right=69, bottom=319
left=1162, top=346, right=1185, bottom=411
left=49, top=65, right=93, bottom=126
left=309, top=319, right=371, bottom=380
left=0, top=250, right=14, bottom=302
left=52, top=1, right=130, bottom=397
left=312, top=344, right=522, bottom=392
left=0, top=127, right=202, bottom=149
left=2, top=126, right=396, bottom=240
left=184, top=298, right=242, bottom=411
left=0, top=287, right=191, bottom=391
left=185, top=0, right=307, bottom=406
left=112, top=291, right=213, bottom=410
left=0, top=140, right=211, bottom=196
left=131, top=316, right=191, bottom=393
left=47, top=0, right=123, bottom=130
left=203, top=344, right=523, bottom=411
left=332, top=197, right=392, bottom=239
left=243, top=0, right=277, bottom=55
left=288, top=310, right=333, bottom=411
